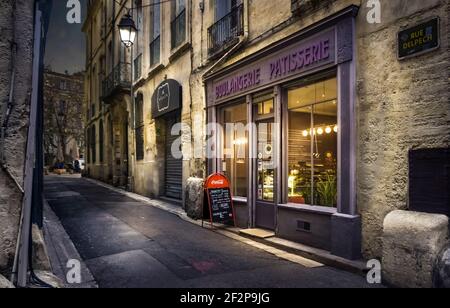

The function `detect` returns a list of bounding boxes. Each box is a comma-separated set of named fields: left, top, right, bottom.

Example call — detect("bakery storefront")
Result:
left=205, top=7, right=361, bottom=259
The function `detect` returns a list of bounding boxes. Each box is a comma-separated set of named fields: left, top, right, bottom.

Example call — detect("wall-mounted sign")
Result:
left=151, top=79, right=182, bottom=118
left=209, top=29, right=336, bottom=105
left=203, top=173, right=236, bottom=227
left=398, top=18, right=440, bottom=60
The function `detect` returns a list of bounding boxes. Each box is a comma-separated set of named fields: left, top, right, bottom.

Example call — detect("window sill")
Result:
left=133, top=76, right=145, bottom=88
left=278, top=203, right=337, bottom=216
left=147, top=63, right=165, bottom=80
left=169, top=42, right=191, bottom=63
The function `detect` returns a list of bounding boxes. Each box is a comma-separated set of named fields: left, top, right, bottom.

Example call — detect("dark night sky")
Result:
left=45, top=0, right=87, bottom=74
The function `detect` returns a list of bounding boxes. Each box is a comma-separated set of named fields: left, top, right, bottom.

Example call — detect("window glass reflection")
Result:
left=288, top=77, right=338, bottom=207
left=223, top=103, right=248, bottom=198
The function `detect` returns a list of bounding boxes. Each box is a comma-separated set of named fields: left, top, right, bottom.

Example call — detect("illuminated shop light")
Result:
left=302, top=125, right=337, bottom=137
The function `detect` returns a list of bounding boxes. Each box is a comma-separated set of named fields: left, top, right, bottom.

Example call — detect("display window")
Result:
left=287, top=77, right=338, bottom=207
left=222, top=103, right=248, bottom=198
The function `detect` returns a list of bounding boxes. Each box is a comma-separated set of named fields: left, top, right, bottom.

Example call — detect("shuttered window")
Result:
left=135, top=94, right=144, bottom=161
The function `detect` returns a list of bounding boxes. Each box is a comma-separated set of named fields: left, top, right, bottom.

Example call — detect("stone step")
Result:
left=239, top=228, right=276, bottom=239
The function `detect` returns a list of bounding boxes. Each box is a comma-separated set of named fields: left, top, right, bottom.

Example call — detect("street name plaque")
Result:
left=398, top=18, right=440, bottom=60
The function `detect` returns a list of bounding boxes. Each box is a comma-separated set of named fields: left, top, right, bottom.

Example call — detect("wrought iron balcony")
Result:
left=171, top=9, right=186, bottom=50
left=208, top=4, right=244, bottom=57
left=150, top=35, right=161, bottom=67
left=102, top=62, right=131, bottom=101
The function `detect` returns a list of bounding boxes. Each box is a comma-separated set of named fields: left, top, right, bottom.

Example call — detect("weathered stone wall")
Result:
left=357, top=0, right=450, bottom=259
left=383, top=211, right=449, bottom=288
left=0, top=0, right=35, bottom=274
left=83, top=0, right=132, bottom=187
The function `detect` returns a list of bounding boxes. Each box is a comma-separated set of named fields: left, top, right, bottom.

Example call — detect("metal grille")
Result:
left=101, top=62, right=131, bottom=100
left=165, top=115, right=183, bottom=200
left=208, top=4, right=244, bottom=56
left=409, top=148, right=450, bottom=216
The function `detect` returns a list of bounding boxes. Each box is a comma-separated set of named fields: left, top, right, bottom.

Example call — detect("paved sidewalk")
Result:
left=44, top=175, right=378, bottom=288
left=43, top=200, right=98, bottom=288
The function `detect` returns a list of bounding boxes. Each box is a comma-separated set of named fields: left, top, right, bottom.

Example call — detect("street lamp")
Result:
left=118, top=13, right=137, bottom=47
left=117, top=11, right=137, bottom=192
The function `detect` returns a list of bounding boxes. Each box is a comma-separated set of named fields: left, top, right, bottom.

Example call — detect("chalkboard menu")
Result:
left=208, top=188, right=234, bottom=223
left=398, top=18, right=440, bottom=60
left=204, top=174, right=236, bottom=226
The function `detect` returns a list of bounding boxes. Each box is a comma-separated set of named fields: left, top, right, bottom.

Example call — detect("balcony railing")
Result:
left=208, top=4, right=244, bottom=57
left=102, top=62, right=131, bottom=101
left=134, top=54, right=142, bottom=82
left=150, top=35, right=161, bottom=67
left=171, top=9, right=186, bottom=50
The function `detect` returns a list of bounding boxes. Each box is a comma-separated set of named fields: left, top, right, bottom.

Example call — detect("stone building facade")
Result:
left=84, top=0, right=449, bottom=262
left=83, top=0, right=134, bottom=188
left=0, top=0, right=36, bottom=274
left=43, top=70, right=85, bottom=165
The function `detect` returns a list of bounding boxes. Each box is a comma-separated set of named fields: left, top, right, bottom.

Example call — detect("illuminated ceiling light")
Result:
left=317, top=127, right=324, bottom=135
left=302, top=130, right=308, bottom=137
left=325, top=126, right=332, bottom=134
left=334, top=125, right=338, bottom=133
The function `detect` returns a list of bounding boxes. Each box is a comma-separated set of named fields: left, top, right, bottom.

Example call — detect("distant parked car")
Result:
left=78, top=159, right=85, bottom=171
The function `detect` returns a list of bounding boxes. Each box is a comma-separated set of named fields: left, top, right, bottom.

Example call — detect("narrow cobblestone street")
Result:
left=44, top=175, right=375, bottom=288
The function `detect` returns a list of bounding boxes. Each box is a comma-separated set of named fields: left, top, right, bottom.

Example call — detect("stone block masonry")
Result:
left=383, top=210, right=449, bottom=288
left=0, top=0, right=35, bottom=275
left=356, top=0, right=450, bottom=259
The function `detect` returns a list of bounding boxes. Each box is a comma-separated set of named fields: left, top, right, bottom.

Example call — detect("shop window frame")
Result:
left=218, top=99, right=249, bottom=199
left=281, top=69, right=339, bottom=209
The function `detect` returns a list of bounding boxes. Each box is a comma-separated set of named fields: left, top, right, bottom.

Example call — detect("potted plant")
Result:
left=316, top=172, right=337, bottom=207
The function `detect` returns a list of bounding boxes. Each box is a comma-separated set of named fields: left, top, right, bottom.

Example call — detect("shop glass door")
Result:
left=255, top=98, right=276, bottom=230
